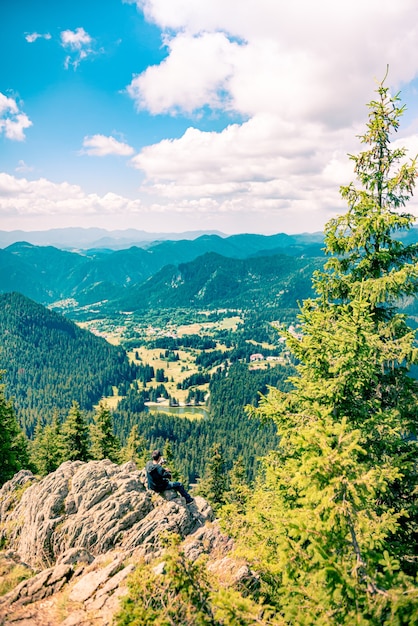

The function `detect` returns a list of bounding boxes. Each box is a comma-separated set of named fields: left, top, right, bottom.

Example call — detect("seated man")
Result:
left=145, top=449, right=194, bottom=504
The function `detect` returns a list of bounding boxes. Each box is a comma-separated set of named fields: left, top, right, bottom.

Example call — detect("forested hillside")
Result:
left=0, top=232, right=326, bottom=313
left=109, top=251, right=321, bottom=312
left=113, top=362, right=292, bottom=482
left=0, top=292, right=138, bottom=435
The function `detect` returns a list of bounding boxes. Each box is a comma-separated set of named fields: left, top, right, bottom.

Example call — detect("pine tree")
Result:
left=119, top=424, right=149, bottom=467
left=236, top=77, right=418, bottom=624
left=223, top=456, right=251, bottom=514
left=162, top=440, right=186, bottom=483
left=195, top=443, right=227, bottom=509
left=30, top=411, right=64, bottom=476
left=89, top=402, right=120, bottom=463
left=61, top=401, right=90, bottom=462
left=0, top=373, right=30, bottom=485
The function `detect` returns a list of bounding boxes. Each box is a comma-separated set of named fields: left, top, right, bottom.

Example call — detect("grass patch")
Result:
left=0, top=557, right=34, bottom=596
left=128, top=347, right=203, bottom=404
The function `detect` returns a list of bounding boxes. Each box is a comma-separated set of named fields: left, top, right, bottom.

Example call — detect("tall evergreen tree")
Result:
left=162, top=440, right=187, bottom=484
left=222, top=455, right=251, bottom=515
left=0, top=373, right=29, bottom=485
left=30, top=411, right=64, bottom=476
left=119, top=424, right=149, bottom=467
left=195, top=443, right=227, bottom=509
left=90, top=402, right=120, bottom=463
left=234, top=78, right=418, bottom=624
left=61, top=401, right=90, bottom=462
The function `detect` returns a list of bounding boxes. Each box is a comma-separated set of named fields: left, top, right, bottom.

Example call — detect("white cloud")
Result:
left=130, top=114, right=361, bottom=227
left=61, top=27, right=92, bottom=50
left=0, top=93, right=32, bottom=141
left=128, top=0, right=418, bottom=124
left=0, top=173, right=146, bottom=228
left=0, top=93, right=18, bottom=117
left=127, top=32, right=240, bottom=114
left=60, top=27, right=94, bottom=69
left=81, top=134, right=135, bottom=157
left=122, top=0, right=418, bottom=232
left=25, top=32, right=51, bottom=43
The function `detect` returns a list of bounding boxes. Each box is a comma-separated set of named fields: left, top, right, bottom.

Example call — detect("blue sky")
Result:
left=2, top=0, right=418, bottom=235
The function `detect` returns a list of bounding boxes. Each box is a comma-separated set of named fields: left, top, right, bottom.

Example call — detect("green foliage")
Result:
left=89, top=402, right=121, bottom=463
left=231, top=77, right=418, bottom=624
left=0, top=373, right=30, bottom=486
left=115, top=536, right=218, bottom=626
left=194, top=444, right=228, bottom=509
left=29, top=412, right=65, bottom=476
left=61, top=401, right=90, bottom=462
left=119, top=424, right=149, bottom=467
left=114, top=535, right=281, bottom=626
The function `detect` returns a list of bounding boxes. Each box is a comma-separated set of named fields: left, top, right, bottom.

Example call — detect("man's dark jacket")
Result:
left=145, top=460, right=171, bottom=492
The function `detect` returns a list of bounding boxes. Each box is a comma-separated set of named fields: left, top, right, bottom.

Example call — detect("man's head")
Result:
left=152, top=449, right=162, bottom=462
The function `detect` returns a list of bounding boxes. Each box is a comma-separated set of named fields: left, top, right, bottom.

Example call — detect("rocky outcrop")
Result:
left=0, top=460, right=211, bottom=569
left=0, top=549, right=133, bottom=626
left=0, top=460, right=248, bottom=626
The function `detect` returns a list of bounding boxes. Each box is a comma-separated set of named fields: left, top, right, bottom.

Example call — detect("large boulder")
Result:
left=0, top=461, right=255, bottom=626
left=0, top=460, right=212, bottom=569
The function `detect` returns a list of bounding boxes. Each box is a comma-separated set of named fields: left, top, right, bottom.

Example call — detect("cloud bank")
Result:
left=4, top=0, right=418, bottom=233
left=124, top=0, right=418, bottom=229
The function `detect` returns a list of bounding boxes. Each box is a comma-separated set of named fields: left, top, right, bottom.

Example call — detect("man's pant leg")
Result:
left=167, top=481, right=193, bottom=502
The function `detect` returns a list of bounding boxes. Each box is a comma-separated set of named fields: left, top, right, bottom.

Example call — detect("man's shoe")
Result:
left=185, top=498, right=194, bottom=504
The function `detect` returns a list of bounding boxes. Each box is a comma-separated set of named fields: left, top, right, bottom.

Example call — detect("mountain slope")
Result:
left=109, top=251, right=321, bottom=312
left=0, top=292, right=137, bottom=434
left=0, top=247, right=47, bottom=301
left=0, top=234, right=325, bottom=309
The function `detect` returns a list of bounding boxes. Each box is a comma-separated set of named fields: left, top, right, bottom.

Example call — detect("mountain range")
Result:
left=0, top=232, right=326, bottom=314
left=1, top=227, right=417, bottom=317
left=0, top=227, right=227, bottom=250
left=108, top=251, right=321, bottom=313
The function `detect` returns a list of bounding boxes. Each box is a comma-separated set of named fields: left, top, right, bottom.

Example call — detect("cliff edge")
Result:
left=0, top=460, right=243, bottom=625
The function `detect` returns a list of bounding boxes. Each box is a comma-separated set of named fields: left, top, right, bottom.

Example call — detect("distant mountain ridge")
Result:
left=0, top=232, right=326, bottom=311
left=1, top=228, right=417, bottom=316
left=109, top=251, right=322, bottom=313
left=0, top=227, right=227, bottom=250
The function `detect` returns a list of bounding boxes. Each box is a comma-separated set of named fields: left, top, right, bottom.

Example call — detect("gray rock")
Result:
left=0, top=461, right=224, bottom=625
left=69, top=555, right=125, bottom=603
left=56, top=547, right=94, bottom=567
left=0, top=460, right=214, bottom=569
left=0, top=561, right=73, bottom=606
left=182, top=518, right=233, bottom=561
